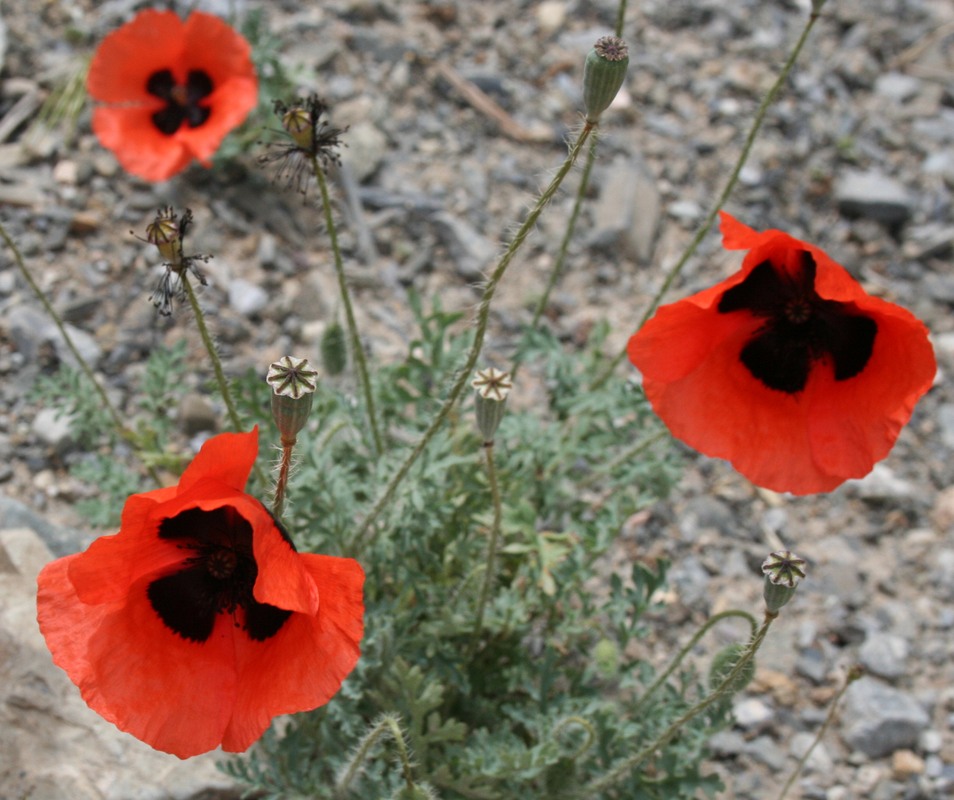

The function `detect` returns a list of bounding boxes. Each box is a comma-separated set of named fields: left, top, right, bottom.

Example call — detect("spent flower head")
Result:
left=582, top=35, right=630, bottom=122
left=259, top=95, right=347, bottom=194
left=141, top=207, right=211, bottom=316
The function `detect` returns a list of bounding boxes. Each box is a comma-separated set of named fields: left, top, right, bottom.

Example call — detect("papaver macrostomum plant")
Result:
left=87, top=9, right=258, bottom=182
left=628, top=212, right=936, bottom=495
left=36, top=428, right=364, bottom=759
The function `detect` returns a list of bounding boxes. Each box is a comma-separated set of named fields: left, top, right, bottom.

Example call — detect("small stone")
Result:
left=340, top=121, right=387, bottom=183
left=874, top=72, right=922, bottom=103
left=858, top=632, right=909, bottom=680
left=228, top=278, right=269, bottom=317
left=733, top=697, right=774, bottom=730
left=918, top=729, right=943, bottom=754
left=52, top=159, right=79, bottom=185
left=849, top=463, right=918, bottom=502
left=842, top=677, right=929, bottom=758
left=834, top=170, right=913, bottom=225
left=744, top=735, right=787, bottom=770
left=31, top=408, right=76, bottom=454
left=535, top=0, right=566, bottom=32
left=891, top=749, right=925, bottom=779
left=178, top=393, right=218, bottom=436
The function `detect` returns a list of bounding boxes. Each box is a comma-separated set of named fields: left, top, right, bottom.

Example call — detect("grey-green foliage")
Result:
left=223, top=300, right=730, bottom=799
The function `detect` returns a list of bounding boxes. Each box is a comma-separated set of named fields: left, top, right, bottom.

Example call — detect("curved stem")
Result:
left=334, top=713, right=415, bottom=797
left=0, top=219, right=162, bottom=485
left=633, top=608, right=758, bottom=713
left=586, top=611, right=776, bottom=795
left=590, top=10, right=821, bottom=390
left=353, top=122, right=596, bottom=550
left=312, top=157, right=383, bottom=456
left=615, top=0, right=629, bottom=38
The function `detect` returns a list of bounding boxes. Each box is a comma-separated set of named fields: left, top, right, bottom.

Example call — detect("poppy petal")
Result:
left=92, top=107, right=194, bottom=182
left=221, top=554, right=365, bottom=752
left=178, top=427, right=259, bottom=494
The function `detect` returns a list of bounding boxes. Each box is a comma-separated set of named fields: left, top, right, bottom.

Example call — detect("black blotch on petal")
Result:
left=145, top=68, right=214, bottom=135
left=245, top=600, right=293, bottom=642
left=148, top=567, right=217, bottom=643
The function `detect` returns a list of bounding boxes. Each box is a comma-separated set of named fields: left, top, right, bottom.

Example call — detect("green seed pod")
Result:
left=472, top=368, right=513, bottom=443
left=708, top=643, right=756, bottom=695
left=266, top=356, right=318, bottom=442
left=582, top=36, right=629, bottom=122
left=321, top=320, right=348, bottom=376
left=761, top=550, right=807, bottom=614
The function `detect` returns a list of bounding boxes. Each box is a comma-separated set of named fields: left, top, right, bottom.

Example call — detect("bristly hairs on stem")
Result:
left=590, top=8, right=823, bottom=390
left=335, top=713, right=418, bottom=798
left=0, top=218, right=163, bottom=486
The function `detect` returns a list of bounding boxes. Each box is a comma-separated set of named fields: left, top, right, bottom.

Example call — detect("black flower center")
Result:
left=147, top=505, right=293, bottom=643
left=146, top=69, right=214, bottom=135
left=717, top=250, right=877, bottom=394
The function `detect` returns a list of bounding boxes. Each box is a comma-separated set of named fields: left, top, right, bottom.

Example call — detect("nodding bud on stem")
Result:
left=267, top=356, right=318, bottom=442
left=761, top=550, right=807, bottom=614
left=583, top=35, right=629, bottom=122
left=472, top=367, right=513, bottom=444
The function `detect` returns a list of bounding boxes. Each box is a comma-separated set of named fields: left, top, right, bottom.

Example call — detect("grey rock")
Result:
left=842, top=677, right=929, bottom=758
left=589, top=155, right=660, bottom=263
left=431, top=211, right=496, bottom=282
left=0, top=494, right=84, bottom=557
left=834, top=170, right=913, bottom=225
left=790, top=732, right=834, bottom=773
left=178, top=393, right=219, bottom=436
left=0, top=527, right=239, bottom=800
left=709, top=729, right=747, bottom=757
left=228, top=278, right=269, bottom=317
left=849, top=463, right=918, bottom=502
left=937, top=404, right=954, bottom=449
left=873, top=72, right=922, bottom=103
left=796, top=646, right=829, bottom=684
left=340, top=121, right=388, bottom=183
left=31, top=407, right=76, bottom=455
left=744, top=735, right=787, bottom=771
left=858, top=632, right=909, bottom=680
left=733, top=697, right=774, bottom=730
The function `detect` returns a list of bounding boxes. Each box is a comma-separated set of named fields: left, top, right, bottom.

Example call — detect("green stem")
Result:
left=585, top=611, right=776, bottom=795
left=0, top=219, right=163, bottom=485
left=312, top=157, right=383, bottom=457
left=529, top=133, right=599, bottom=333
left=590, top=10, right=821, bottom=390
left=615, top=0, right=628, bottom=38
left=180, top=275, right=269, bottom=487
left=633, top=609, right=758, bottom=713
left=776, top=666, right=863, bottom=800
left=353, top=122, right=596, bottom=550
left=471, top=442, right=503, bottom=645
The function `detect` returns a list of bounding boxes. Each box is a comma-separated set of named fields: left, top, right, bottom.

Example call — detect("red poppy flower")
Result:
left=628, top=212, right=935, bottom=495
left=36, top=428, right=364, bottom=758
left=87, top=9, right=258, bottom=181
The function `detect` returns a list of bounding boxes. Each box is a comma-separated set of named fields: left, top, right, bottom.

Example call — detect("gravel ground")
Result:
left=2, top=0, right=954, bottom=798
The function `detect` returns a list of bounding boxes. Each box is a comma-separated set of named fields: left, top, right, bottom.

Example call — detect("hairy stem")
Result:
left=590, top=10, right=822, bottom=390
left=335, top=713, right=415, bottom=797
left=312, top=157, right=383, bottom=456
left=353, top=122, right=596, bottom=550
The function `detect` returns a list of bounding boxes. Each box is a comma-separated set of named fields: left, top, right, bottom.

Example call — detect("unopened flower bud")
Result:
left=321, top=320, right=348, bottom=376
left=762, top=549, right=807, bottom=614
left=267, top=356, right=318, bottom=442
left=472, top=368, right=512, bottom=443
left=583, top=36, right=629, bottom=122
